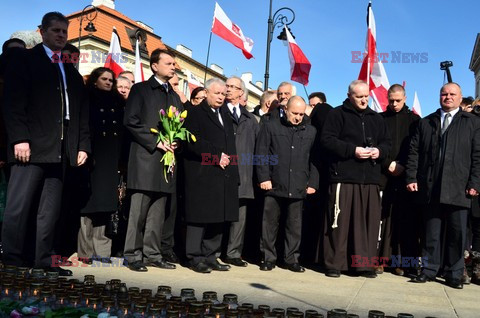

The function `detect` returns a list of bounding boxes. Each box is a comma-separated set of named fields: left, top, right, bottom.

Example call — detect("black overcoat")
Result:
left=124, top=76, right=183, bottom=193
left=81, top=89, right=125, bottom=213
left=182, top=100, right=239, bottom=223
left=406, top=109, right=480, bottom=207
left=2, top=44, right=90, bottom=165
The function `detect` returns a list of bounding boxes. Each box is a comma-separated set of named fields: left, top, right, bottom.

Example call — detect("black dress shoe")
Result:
left=325, top=269, right=341, bottom=278
left=191, top=262, right=212, bottom=273
left=412, top=273, right=434, bottom=283
left=43, top=266, right=73, bottom=276
left=445, top=278, right=463, bottom=289
left=162, top=252, right=180, bottom=264
left=224, top=257, right=248, bottom=267
left=287, top=263, right=305, bottom=273
left=207, top=260, right=230, bottom=271
left=360, top=271, right=377, bottom=278
left=127, top=261, right=148, bottom=272
left=147, top=259, right=176, bottom=269
left=79, top=257, right=92, bottom=265
left=259, top=261, right=275, bottom=271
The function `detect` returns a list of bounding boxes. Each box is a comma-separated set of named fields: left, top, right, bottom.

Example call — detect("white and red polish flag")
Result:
left=184, top=69, right=202, bottom=96
left=358, top=2, right=390, bottom=112
left=283, top=26, right=311, bottom=86
left=134, top=38, right=145, bottom=83
left=104, top=27, right=126, bottom=77
left=412, top=91, right=422, bottom=117
left=211, top=2, right=254, bottom=59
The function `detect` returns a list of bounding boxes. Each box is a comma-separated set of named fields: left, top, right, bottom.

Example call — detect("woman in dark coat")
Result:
left=77, top=67, right=125, bottom=263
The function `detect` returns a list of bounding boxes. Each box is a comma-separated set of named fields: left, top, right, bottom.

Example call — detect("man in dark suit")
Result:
left=222, top=76, right=259, bottom=267
left=1, top=12, right=90, bottom=275
left=407, top=82, right=480, bottom=289
left=123, top=49, right=182, bottom=272
left=256, top=96, right=318, bottom=273
left=183, top=78, right=239, bottom=273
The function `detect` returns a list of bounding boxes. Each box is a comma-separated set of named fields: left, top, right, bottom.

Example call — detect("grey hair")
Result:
left=348, top=80, right=368, bottom=94
left=117, top=76, right=132, bottom=87
left=10, top=30, right=42, bottom=49
left=277, top=81, right=292, bottom=91
left=228, top=75, right=247, bottom=96
left=440, top=82, right=462, bottom=95
left=205, top=77, right=226, bottom=90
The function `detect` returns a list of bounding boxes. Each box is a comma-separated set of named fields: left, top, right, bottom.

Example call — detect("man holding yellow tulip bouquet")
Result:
left=123, top=49, right=183, bottom=272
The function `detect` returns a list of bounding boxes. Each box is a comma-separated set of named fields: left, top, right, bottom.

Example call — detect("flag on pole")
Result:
left=134, top=38, right=145, bottom=83
left=412, top=91, right=422, bottom=117
left=358, top=2, right=390, bottom=112
left=104, top=27, right=126, bottom=77
left=283, top=26, right=311, bottom=86
left=211, top=2, right=254, bottom=59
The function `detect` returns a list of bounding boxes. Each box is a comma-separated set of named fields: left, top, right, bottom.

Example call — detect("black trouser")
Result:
left=472, top=215, right=480, bottom=253
left=186, top=223, right=223, bottom=265
left=260, top=196, right=303, bottom=264
left=422, top=203, right=468, bottom=280
left=123, top=191, right=169, bottom=263
left=323, top=183, right=381, bottom=272
left=160, top=194, right=177, bottom=255
left=2, top=163, right=63, bottom=267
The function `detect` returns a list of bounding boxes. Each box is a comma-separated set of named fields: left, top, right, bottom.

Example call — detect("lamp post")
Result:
left=264, top=0, right=295, bottom=91
left=77, top=5, right=98, bottom=60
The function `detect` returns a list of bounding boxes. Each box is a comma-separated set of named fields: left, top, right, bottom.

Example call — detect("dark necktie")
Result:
left=232, top=106, right=239, bottom=124
left=442, top=113, right=451, bottom=135
left=215, top=108, right=223, bottom=126
left=162, top=83, right=168, bottom=92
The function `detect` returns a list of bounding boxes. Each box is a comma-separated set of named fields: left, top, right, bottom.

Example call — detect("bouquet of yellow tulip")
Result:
left=151, top=106, right=196, bottom=182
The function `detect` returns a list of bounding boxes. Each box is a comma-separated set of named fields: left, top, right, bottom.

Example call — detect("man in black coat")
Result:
left=123, top=49, right=182, bottom=272
left=377, top=84, right=420, bottom=276
left=321, top=80, right=391, bottom=278
left=183, top=78, right=239, bottom=273
left=407, top=82, right=480, bottom=289
left=222, top=76, right=259, bottom=267
left=256, top=96, right=318, bottom=273
left=1, top=12, right=90, bottom=275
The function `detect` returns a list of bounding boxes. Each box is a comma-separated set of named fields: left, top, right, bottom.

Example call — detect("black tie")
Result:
left=162, top=83, right=168, bottom=92
left=232, top=106, right=239, bottom=124
left=215, top=108, right=223, bottom=126
left=442, top=113, right=451, bottom=135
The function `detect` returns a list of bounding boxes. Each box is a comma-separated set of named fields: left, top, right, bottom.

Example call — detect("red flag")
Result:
left=211, top=2, right=254, bottom=59
left=104, top=27, right=125, bottom=77
left=134, top=38, right=145, bottom=83
left=358, top=3, right=390, bottom=112
left=284, top=26, right=311, bottom=86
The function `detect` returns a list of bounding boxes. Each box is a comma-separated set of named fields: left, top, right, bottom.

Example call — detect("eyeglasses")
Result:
left=226, top=84, right=242, bottom=90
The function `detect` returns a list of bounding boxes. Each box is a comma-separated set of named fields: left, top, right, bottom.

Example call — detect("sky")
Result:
left=0, top=0, right=478, bottom=116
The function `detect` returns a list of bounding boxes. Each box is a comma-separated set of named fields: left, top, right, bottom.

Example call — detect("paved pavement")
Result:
left=67, top=255, right=480, bottom=318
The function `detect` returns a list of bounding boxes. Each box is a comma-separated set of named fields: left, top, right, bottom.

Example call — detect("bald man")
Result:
left=321, top=80, right=391, bottom=279
left=407, top=82, right=480, bottom=289
left=256, top=96, right=318, bottom=272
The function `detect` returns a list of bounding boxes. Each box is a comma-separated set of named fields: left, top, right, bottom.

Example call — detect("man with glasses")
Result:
left=222, top=76, right=258, bottom=267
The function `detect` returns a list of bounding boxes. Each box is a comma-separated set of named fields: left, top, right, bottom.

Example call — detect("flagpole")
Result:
left=204, top=31, right=213, bottom=85
left=302, top=85, right=308, bottom=98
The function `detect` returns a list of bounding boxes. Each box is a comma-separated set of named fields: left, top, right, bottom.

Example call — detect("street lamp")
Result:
left=264, top=0, right=295, bottom=91
left=77, top=5, right=98, bottom=54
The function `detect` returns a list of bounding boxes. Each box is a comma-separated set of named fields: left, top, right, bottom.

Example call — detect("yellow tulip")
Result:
left=180, top=110, right=188, bottom=118
left=150, top=128, right=159, bottom=134
left=191, top=134, right=197, bottom=142
left=167, top=107, right=174, bottom=118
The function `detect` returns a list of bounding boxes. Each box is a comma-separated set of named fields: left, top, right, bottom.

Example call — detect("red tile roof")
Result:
left=66, top=5, right=166, bottom=54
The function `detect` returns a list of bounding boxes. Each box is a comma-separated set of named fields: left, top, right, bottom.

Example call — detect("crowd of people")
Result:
left=1, top=11, right=480, bottom=291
